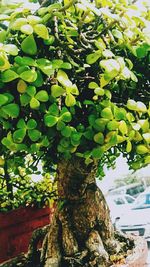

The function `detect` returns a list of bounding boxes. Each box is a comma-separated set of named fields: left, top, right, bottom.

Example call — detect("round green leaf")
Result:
left=51, top=85, right=65, bottom=98
left=13, top=129, right=26, bottom=143
left=21, top=35, right=37, bottom=55
left=101, top=107, right=113, bottom=120
left=1, top=70, right=19, bottom=82
left=17, top=119, right=26, bottom=129
left=61, top=126, right=72, bottom=137
left=65, top=94, right=76, bottom=107
left=20, top=94, right=31, bottom=106
left=27, top=119, right=37, bottom=129
left=20, top=70, right=37, bottom=83
left=20, top=24, right=33, bottom=35
left=34, top=24, right=49, bottom=40
left=60, top=112, right=72, bottom=122
left=0, top=94, right=8, bottom=106
left=86, top=51, right=101, bottom=64
left=91, top=146, right=105, bottom=159
left=11, top=18, right=28, bottom=30
left=44, top=114, right=58, bottom=127
left=2, top=103, right=19, bottom=118
left=94, top=132, right=104, bottom=144
left=3, top=44, right=18, bottom=56
left=28, top=129, right=41, bottom=142
left=30, top=98, right=40, bottom=109
left=136, top=144, right=149, bottom=154
left=35, top=90, right=49, bottom=102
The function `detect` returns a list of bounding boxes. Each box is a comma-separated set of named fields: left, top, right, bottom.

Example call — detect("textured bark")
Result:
left=0, top=157, right=133, bottom=267
left=44, top=157, right=121, bottom=267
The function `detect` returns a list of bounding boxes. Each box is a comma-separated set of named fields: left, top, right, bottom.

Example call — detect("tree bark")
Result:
left=43, top=157, right=122, bottom=267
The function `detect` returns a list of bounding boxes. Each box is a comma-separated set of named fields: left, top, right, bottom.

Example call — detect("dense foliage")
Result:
left=0, top=0, right=150, bottom=176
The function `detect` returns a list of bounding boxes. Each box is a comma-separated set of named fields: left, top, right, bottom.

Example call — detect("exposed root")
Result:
left=44, top=211, right=61, bottom=267
left=86, top=230, right=109, bottom=265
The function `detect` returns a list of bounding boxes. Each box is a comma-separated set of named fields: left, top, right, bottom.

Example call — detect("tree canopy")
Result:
left=0, top=0, right=150, bottom=173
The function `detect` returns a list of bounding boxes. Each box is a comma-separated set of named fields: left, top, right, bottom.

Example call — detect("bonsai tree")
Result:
left=0, top=0, right=149, bottom=266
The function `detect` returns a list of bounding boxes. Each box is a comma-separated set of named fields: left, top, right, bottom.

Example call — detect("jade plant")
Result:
left=0, top=0, right=150, bottom=266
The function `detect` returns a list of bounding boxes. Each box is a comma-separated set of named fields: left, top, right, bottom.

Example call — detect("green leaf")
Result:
left=101, top=107, right=113, bottom=120
left=52, top=59, right=63, bottom=69
left=112, top=29, right=123, bottom=39
left=86, top=51, right=101, bottom=64
left=32, top=70, right=43, bottom=87
left=61, top=126, right=72, bottom=137
left=3, top=44, right=18, bottom=56
left=57, top=121, right=66, bottom=131
left=91, top=146, right=105, bottom=159
left=51, top=85, right=65, bottom=98
left=136, top=144, right=149, bottom=154
left=27, top=119, right=37, bottom=129
left=94, top=132, right=104, bottom=144
left=126, top=140, right=132, bottom=153
left=48, top=103, right=59, bottom=116
left=57, top=70, right=72, bottom=87
left=119, top=121, right=128, bottom=135
left=107, top=120, right=119, bottom=131
left=30, top=98, right=40, bottom=109
left=70, top=84, right=79, bottom=95
left=143, top=133, right=150, bottom=143
left=20, top=94, right=31, bottom=106
left=20, top=24, right=33, bottom=35
left=127, top=99, right=137, bottom=111
left=41, top=66, right=54, bottom=76
left=60, top=112, right=72, bottom=122
left=88, top=82, right=99, bottom=89
left=26, top=86, right=36, bottom=97
left=0, top=30, right=7, bottom=43
left=44, top=114, right=58, bottom=127
left=94, top=87, right=104, bottom=96
left=60, top=62, right=72, bottom=69
left=3, top=93, right=14, bottom=104
left=17, top=119, right=26, bottom=129
left=71, top=132, right=81, bottom=146
left=11, top=18, right=28, bottom=30
left=1, top=70, right=19, bottom=82
left=13, top=129, right=26, bottom=143
left=27, top=15, right=42, bottom=25
left=34, top=24, right=49, bottom=39
left=15, top=56, right=37, bottom=67
left=136, top=44, right=150, bottom=58
left=20, top=70, right=37, bottom=83
left=28, top=129, right=41, bottom=142
left=65, top=94, right=76, bottom=107
left=114, top=106, right=126, bottom=120
left=21, top=35, right=37, bottom=55
left=35, top=90, right=49, bottom=102
left=2, top=103, right=19, bottom=118
left=0, top=94, right=8, bottom=106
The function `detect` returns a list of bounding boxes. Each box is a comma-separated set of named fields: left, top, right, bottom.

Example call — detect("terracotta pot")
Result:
left=0, top=206, right=53, bottom=263
left=112, top=236, right=148, bottom=267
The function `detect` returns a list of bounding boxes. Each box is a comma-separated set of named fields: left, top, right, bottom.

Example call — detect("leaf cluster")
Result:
left=0, top=0, right=149, bottom=171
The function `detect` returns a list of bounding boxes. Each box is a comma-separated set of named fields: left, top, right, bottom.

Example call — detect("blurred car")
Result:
left=106, top=194, right=135, bottom=224
left=116, top=188, right=150, bottom=242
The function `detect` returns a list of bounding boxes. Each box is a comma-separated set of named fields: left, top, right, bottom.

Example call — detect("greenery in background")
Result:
left=0, top=0, right=150, bottom=210
left=0, top=154, right=57, bottom=212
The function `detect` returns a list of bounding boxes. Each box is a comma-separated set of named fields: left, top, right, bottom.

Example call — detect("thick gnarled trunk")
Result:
left=44, top=158, right=121, bottom=267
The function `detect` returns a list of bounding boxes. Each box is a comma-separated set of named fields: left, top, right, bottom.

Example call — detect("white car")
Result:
left=106, top=194, right=135, bottom=224
left=116, top=189, right=150, bottom=242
